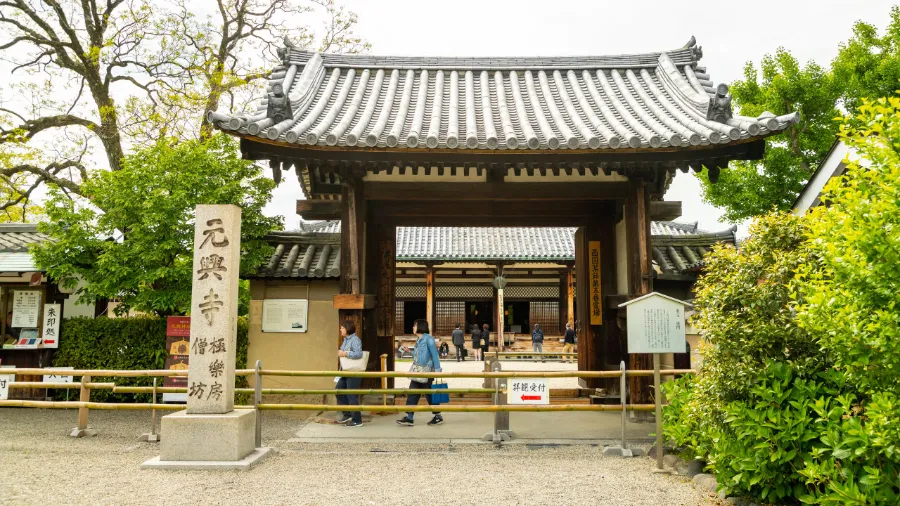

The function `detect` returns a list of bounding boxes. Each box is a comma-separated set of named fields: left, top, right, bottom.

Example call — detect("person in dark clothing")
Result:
left=470, top=325, right=482, bottom=361
left=562, top=322, right=576, bottom=363
left=531, top=323, right=545, bottom=362
left=481, top=324, right=490, bottom=359
left=451, top=323, right=466, bottom=362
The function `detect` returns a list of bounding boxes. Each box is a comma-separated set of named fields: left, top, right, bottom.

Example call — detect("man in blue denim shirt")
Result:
left=397, top=319, right=443, bottom=426
left=337, top=320, right=364, bottom=427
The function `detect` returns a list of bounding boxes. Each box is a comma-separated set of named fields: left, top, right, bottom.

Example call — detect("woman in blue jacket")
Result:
left=397, top=319, right=443, bottom=426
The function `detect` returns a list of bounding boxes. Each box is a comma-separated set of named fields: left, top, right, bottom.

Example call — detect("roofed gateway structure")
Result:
left=214, top=38, right=794, bottom=401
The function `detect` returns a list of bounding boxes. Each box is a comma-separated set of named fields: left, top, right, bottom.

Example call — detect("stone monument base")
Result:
left=142, top=409, right=268, bottom=471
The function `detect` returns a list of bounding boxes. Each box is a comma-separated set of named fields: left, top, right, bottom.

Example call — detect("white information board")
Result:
left=262, top=299, right=309, bottom=333
left=43, top=367, right=74, bottom=384
left=12, top=290, right=41, bottom=328
left=0, top=374, right=11, bottom=400
left=621, top=293, right=690, bottom=354
left=41, top=303, right=62, bottom=348
left=507, top=378, right=549, bottom=405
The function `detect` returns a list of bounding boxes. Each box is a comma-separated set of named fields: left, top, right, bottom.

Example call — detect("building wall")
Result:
left=247, top=279, right=340, bottom=390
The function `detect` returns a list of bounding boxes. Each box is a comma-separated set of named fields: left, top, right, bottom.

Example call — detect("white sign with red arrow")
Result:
left=507, top=378, right=549, bottom=405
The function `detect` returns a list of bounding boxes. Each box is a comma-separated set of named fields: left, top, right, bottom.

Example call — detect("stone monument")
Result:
left=143, top=204, right=270, bottom=470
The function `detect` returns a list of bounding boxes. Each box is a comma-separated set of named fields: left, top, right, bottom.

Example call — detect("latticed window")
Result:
left=394, top=301, right=404, bottom=336
left=435, top=301, right=465, bottom=335
left=505, top=285, right=560, bottom=299
left=529, top=301, right=560, bottom=333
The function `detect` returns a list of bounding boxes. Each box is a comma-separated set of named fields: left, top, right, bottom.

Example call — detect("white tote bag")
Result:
left=340, top=351, right=370, bottom=372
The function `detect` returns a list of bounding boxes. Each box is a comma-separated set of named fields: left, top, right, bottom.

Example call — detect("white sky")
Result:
left=265, top=0, right=895, bottom=234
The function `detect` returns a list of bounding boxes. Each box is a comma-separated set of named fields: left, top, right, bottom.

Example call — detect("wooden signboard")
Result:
left=588, top=241, right=602, bottom=325
left=163, top=316, right=191, bottom=402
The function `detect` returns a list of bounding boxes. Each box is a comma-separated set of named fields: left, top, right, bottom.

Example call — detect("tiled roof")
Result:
left=0, top=224, right=49, bottom=252
left=211, top=38, right=798, bottom=152
left=0, top=224, right=49, bottom=272
left=253, top=231, right=341, bottom=279
left=285, top=220, right=735, bottom=276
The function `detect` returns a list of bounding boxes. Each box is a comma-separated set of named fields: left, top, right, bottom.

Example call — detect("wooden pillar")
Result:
left=566, top=265, right=575, bottom=329
left=425, top=264, right=435, bottom=333
left=626, top=179, right=654, bottom=406
left=366, top=212, right=396, bottom=388
left=558, top=270, right=567, bottom=334
left=575, top=226, right=604, bottom=388
left=338, top=176, right=371, bottom=383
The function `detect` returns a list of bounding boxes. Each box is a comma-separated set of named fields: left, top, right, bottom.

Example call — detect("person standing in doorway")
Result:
left=470, top=324, right=482, bottom=361
left=481, top=323, right=491, bottom=359
left=451, top=323, right=466, bottom=362
left=562, top=322, right=576, bottom=364
left=531, top=323, right=544, bottom=361
left=336, top=320, right=364, bottom=427
left=397, top=319, right=443, bottom=427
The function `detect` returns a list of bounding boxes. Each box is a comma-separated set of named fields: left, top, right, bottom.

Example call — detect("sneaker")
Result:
left=396, top=417, right=414, bottom=426
left=336, top=415, right=352, bottom=424
left=347, top=421, right=363, bottom=427
left=427, top=415, right=444, bottom=426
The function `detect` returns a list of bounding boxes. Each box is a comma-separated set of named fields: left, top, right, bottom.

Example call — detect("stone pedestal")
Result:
left=143, top=409, right=270, bottom=471
left=161, top=409, right=255, bottom=461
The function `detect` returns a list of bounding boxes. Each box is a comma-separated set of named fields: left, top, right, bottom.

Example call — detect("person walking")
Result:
left=397, top=319, right=443, bottom=427
left=481, top=323, right=491, bottom=359
left=531, top=323, right=545, bottom=361
left=451, top=323, right=466, bottom=362
left=562, top=322, right=576, bottom=363
left=336, top=320, right=364, bottom=427
left=470, top=324, right=482, bottom=361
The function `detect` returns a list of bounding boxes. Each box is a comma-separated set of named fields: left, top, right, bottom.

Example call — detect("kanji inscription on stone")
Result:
left=187, top=204, right=241, bottom=414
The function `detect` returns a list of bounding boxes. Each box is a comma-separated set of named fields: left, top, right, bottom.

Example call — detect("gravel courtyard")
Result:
left=0, top=409, right=718, bottom=505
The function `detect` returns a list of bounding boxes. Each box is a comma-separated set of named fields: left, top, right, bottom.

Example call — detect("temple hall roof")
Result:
left=254, top=221, right=736, bottom=279
left=211, top=38, right=798, bottom=153
left=0, top=224, right=50, bottom=273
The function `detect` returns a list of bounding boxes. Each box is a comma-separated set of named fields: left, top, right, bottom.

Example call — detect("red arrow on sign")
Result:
left=521, top=395, right=542, bottom=401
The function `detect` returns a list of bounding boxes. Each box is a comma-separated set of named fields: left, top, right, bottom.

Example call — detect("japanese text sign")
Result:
left=507, top=378, right=549, bottom=405
left=620, top=292, right=691, bottom=354
left=186, top=205, right=241, bottom=414
left=41, top=304, right=61, bottom=348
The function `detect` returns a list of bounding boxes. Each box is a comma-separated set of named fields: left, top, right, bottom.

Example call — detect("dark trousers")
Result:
left=455, top=345, right=465, bottom=361
left=481, top=345, right=489, bottom=358
left=336, top=376, right=362, bottom=424
left=406, top=378, right=440, bottom=420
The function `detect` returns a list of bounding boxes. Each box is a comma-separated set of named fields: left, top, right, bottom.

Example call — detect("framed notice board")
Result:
left=262, top=299, right=309, bottom=333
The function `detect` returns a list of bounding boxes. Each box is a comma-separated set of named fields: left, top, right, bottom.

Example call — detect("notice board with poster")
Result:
left=163, top=316, right=190, bottom=402
left=262, top=299, right=309, bottom=333
left=12, top=290, right=41, bottom=328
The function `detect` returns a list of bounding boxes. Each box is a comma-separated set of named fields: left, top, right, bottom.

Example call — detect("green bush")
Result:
left=53, top=316, right=249, bottom=402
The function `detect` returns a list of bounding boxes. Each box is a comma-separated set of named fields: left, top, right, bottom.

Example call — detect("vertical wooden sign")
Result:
left=187, top=205, right=241, bottom=415
left=589, top=241, right=602, bottom=325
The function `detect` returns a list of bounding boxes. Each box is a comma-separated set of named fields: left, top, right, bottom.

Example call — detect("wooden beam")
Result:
left=333, top=294, right=376, bottom=310
left=649, top=201, right=682, bottom=222
left=365, top=182, right=629, bottom=201
left=296, top=200, right=341, bottom=220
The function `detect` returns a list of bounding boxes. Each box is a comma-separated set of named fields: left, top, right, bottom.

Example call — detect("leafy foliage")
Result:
left=833, top=7, right=900, bottom=111
left=697, top=50, right=842, bottom=221
left=32, top=134, right=281, bottom=316
left=53, top=316, right=249, bottom=403
left=663, top=98, right=900, bottom=505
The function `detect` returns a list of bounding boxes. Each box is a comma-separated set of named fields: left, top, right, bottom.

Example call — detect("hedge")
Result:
left=52, top=316, right=249, bottom=402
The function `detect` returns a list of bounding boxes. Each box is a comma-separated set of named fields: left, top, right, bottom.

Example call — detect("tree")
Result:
left=31, top=134, right=281, bottom=316
left=833, top=6, right=900, bottom=112
left=0, top=0, right=367, bottom=211
left=697, top=49, right=843, bottom=222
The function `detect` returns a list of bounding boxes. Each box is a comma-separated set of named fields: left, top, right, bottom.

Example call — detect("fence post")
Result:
left=620, top=360, right=627, bottom=451
left=653, top=352, right=664, bottom=470
left=139, top=377, right=160, bottom=442
left=254, top=360, right=262, bottom=448
left=69, top=374, right=96, bottom=438
left=380, top=354, right=388, bottom=406
left=481, top=359, right=515, bottom=444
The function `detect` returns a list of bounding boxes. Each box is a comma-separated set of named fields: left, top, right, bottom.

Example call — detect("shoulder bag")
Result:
left=339, top=351, right=370, bottom=372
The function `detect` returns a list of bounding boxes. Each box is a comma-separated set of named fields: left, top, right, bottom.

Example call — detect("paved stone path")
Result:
left=0, top=409, right=717, bottom=505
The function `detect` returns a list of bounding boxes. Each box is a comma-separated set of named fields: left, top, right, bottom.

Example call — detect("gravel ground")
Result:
left=0, top=409, right=718, bottom=505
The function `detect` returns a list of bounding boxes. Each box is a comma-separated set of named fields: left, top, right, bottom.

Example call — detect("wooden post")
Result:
left=425, top=265, right=434, bottom=333
left=380, top=354, right=388, bottom=406
left=566, top=265, right=575, bottom=329
left=69, top=374, right=96, bottom=438
left=654, top=352, right=663, bottom=469
left=626, top=179, right=654, bottom=409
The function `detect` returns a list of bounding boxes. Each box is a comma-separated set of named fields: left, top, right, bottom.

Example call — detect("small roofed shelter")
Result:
left=214, top=37, right=795, bottom=398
